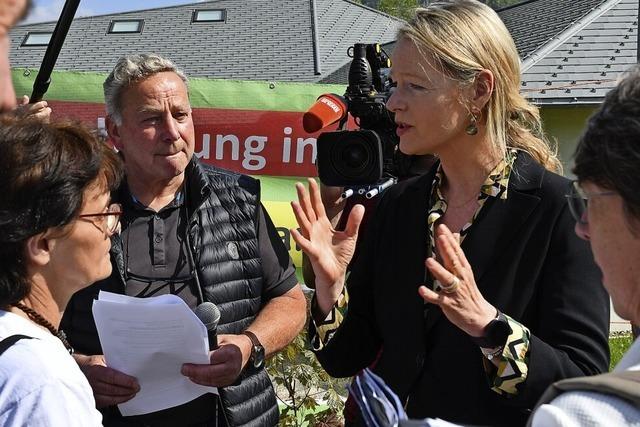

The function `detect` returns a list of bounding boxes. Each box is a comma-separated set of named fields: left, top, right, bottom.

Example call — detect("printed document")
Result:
left=92, top=291, right=217, bottom=416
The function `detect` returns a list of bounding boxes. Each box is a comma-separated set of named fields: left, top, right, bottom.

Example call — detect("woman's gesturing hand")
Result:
left=418, top=224, right=497, bottom=338
left=291, top=178, right=364, bottom=315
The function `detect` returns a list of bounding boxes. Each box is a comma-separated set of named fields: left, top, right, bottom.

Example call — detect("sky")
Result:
left=26, top=0, right=207, bottom=24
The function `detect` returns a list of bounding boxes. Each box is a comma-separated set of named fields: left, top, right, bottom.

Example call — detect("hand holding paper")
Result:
left=92, top=291, right=217, bottom=416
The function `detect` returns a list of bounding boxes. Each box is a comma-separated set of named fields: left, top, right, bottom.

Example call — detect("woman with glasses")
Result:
left=292, top=1, right=610, bottom=425
left=530, top=66, right=640, bottom=426
left=0, top=118, right=124, bottom=425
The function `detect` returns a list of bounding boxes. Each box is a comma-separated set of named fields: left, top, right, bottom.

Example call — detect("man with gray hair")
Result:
left=61, top=53, right=307, bottom=427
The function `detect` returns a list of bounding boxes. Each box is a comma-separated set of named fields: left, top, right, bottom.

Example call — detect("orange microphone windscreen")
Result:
left=302, top=94, right=347, bottom=133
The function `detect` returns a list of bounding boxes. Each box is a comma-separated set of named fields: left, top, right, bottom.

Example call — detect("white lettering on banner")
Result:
left=194, top=128, right=318, bottom=171
left=216, top=134, right=240, bottom=160
left=296, top=137, right=316, bottom=164
left=196, top=134, right=211, bottom=158
left=243, top=136, right=267, bottom=170
left=282, top=127, right=292, bottom=163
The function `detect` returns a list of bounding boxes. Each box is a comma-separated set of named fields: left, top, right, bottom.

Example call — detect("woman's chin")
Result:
left=89, top=261, right=113, bottom=286
left=399, top=139, right=433, bottom=156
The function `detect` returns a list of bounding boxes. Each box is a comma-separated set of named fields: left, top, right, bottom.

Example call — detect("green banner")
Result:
left=11, top=68, right=344, bottom=112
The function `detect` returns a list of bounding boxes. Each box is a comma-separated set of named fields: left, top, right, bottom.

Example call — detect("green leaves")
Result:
left=267, top=328, right=348, bottom=426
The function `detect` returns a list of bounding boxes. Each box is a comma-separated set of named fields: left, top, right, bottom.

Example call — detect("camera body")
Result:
left=316, top=43, right=401, bottom=187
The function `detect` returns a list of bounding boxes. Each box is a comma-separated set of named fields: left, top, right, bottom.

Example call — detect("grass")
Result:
left=609, top=331, right=634, bottom=370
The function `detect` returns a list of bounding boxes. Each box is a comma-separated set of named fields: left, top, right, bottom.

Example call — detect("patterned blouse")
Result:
left=310, top=150, right=531, bottom=396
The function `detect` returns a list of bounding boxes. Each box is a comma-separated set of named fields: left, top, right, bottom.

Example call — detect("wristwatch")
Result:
left=242, top=330, right=265, bottom=369
left=470, top=311, right=512, bottom=348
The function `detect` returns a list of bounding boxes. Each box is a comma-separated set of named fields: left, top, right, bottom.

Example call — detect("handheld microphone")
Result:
left=302, top=93, right=348, bottom=133
left=194, top=302, right=221, bottom=351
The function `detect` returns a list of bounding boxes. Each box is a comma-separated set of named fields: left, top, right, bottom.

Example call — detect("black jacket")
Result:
left=316, top=153, right=610, bottom=427
left=62, top=160, right=279, bottom=427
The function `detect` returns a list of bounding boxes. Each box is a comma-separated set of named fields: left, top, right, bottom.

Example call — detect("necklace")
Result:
left=12, top=302, right=74, bottom=355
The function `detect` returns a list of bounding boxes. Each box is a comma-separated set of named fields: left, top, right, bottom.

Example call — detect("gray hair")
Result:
left=103, top=53, right=189, bottom=124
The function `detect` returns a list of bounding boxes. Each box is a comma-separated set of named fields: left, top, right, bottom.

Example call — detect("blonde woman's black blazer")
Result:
left=315, top=152, right=610, bottom=427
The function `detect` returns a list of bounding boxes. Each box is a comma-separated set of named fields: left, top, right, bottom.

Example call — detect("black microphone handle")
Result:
left=207, top=327, right=218, bottom=351
left=30, top=0, right=80, bottom=103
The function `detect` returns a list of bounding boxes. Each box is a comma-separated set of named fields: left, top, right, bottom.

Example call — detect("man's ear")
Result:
left=470, top=69, right=495, bottom=111
left=24, top=232, right=53, bottom=268
left=106, top=116, right=124, bottom=151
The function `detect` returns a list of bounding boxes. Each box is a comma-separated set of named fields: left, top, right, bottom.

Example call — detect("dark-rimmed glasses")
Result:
left=78, top=203, right=123, bottom=235
left=565, top=181, right=616, bottom=225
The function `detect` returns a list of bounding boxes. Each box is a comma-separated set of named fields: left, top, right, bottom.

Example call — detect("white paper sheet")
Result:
left=92, top=291, right=217, bottom=416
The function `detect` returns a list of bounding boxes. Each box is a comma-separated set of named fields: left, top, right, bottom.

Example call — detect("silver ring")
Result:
left=440, top=276, right=460, bottom=294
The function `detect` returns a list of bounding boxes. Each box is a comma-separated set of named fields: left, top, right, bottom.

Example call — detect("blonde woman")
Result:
left=292, top=1, right=609, bottom=425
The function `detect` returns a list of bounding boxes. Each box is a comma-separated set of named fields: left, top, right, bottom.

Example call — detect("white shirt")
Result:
left=531, top=338, right=640, bottom=427
left=0, top=310, right=102, bottom=426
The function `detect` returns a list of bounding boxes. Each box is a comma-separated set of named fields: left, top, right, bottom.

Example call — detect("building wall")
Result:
left=540, top=105, right=598, bottom=176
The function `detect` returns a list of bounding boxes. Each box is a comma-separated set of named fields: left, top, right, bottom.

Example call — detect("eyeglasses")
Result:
left=78, top=203, right=123, bottom=235
left=565, top=181, right=616, bottom=225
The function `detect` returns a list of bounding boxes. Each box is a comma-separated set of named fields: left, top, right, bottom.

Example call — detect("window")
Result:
left=108, top=19, right=144, bottom=34
left=21, top=32, right=52, bottom=47
left=192, top=9, right=226, bottom=22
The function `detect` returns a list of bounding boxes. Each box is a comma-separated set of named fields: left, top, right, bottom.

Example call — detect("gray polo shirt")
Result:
left=120, top=185, right=297, bottom=309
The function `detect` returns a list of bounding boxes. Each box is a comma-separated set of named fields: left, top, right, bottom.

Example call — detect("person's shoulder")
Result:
left=0, top=337, right=77, bottom=381
left=0, top=338, right=101, bottom=425
left=531, top=390, right=640, bottom=427
left=0, top=338, right=77, bottom=400
left=383, top=169, right=435, bottom=200
left=192, top=160, right=259, bottom=193
left=512, top=152, right=570, bottom=200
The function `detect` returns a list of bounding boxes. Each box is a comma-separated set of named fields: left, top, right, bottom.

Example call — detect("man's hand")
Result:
left=12, top=95, right=51, bottom=121
left=74, top=354, right=140, bottom=408
left=181, top=333, right=253, bottom=387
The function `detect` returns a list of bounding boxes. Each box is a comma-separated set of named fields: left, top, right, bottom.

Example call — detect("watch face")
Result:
left=253, top=345, right=265, bottom=369
left=471, top=313, right=513, bottom=348
left=487, top=317, right=512, bottom=347
left=488, top=320, right=511, bottom=344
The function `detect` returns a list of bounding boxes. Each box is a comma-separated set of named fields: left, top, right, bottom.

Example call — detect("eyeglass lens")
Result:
left=106, top=204, right=122, bottom=234
left=566, top=182, right=587, bottom=225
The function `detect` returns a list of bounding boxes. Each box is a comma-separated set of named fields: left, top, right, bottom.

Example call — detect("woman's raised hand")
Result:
left=418, top=224, right=497, bottom=338
left=291, top=178, right=364, bottom=315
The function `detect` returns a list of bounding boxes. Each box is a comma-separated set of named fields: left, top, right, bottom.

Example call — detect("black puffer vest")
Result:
left=61, top=160, right=279, bottom=426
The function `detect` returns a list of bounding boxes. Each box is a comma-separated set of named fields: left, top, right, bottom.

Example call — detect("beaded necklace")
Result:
left=12, top=302, right=74, bottom=354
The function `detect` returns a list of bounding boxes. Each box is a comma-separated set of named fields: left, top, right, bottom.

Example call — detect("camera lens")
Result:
left=342, top=144, right=368, bottom=168
left=331, top=134, right=374, bottom=180
left=317, top=130, right=383, bottom=186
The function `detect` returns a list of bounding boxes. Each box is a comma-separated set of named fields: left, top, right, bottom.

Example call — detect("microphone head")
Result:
left=302, top=93, right=347, bottom=133
left=194, top=302, right=221, bottom=330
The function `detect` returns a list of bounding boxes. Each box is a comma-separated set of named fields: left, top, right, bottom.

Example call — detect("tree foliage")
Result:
left=378, top=0, right=422, bottom=20
left=367, top=0, right=521, bottom=19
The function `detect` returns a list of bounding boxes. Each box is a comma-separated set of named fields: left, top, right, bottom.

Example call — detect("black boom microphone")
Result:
left=194, top=302, right=221, bottom=351
left=30, top=0, right=80, bottom=103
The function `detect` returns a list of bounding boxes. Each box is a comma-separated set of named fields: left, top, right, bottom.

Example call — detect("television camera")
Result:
left=303, top=43, right=412, bottom=199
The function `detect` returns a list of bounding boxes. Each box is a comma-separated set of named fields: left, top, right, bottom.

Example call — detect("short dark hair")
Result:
left=0, top=119, right=123, bottom=306
left=574, top=64, right=640, bottom=222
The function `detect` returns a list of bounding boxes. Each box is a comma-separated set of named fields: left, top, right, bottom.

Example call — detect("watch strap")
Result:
left=242, top=330, right=262, bottom=349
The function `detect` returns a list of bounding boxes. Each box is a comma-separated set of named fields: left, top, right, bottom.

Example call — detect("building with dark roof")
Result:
left=9, top=0, right=403, bottom=83
left=324, top=0, right=639, bottom=105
